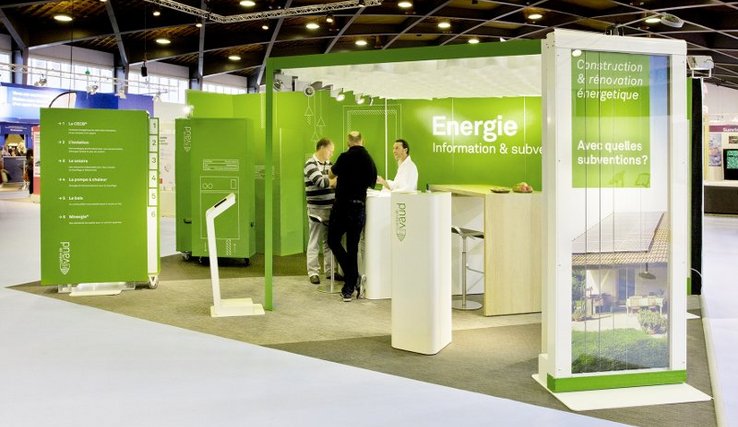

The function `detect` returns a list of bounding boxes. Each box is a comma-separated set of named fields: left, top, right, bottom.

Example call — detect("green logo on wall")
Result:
left=395, top=202, right=407, bottom=241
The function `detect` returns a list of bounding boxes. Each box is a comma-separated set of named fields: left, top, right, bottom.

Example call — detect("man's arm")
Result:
left=304, top=160, right=329, bottom=188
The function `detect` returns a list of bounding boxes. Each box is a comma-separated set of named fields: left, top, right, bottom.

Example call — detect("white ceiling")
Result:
left=283, top=54, right=542, bottom=100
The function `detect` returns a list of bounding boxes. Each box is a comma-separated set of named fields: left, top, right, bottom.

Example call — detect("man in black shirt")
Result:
left=328, top=131, right=378, bottom=302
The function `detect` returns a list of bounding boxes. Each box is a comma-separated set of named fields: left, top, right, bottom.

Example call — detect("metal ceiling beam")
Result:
left=256, top=0, right=293, bottom=87
left=0, top=9, right=26, bottom=50
left=105, top=0, right=127, bottom=66
left=144, top=0, right=381, bottom=23
left=324, top=5, right=365, bottom=54
left=196, top=0, right=206, bottom=87
left=383, top=0, right=453, bottom=49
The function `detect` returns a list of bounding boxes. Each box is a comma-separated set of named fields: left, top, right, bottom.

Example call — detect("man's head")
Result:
left=347, top=131, right=363, bottom=147
left=315, top=137, right=334, bottom=162
left=393, top=139, right=409, bottom=162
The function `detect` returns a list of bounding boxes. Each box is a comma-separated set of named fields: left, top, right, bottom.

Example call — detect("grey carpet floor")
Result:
left=10, top=255, right=717, bottom=427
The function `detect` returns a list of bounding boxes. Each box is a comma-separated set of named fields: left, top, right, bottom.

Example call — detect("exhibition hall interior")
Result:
left=1, top=1, right=738, bottom=426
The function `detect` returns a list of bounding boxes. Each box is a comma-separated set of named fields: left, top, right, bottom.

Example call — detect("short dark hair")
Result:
left=316, top=137, right=332, bottom=150
left=395, top=139, right=409, bottom=155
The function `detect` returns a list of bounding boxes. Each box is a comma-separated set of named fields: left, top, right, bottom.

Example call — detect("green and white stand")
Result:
left=207, top=193, right=264, bottom=317
left=536, top=29, right=710, bottom=410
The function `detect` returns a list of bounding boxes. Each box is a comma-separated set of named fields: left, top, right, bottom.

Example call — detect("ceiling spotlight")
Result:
left=644, top=16, right=661, bottom=24
left=659, top=13, right=684, bottom=28
left=356, top=95, right=365, bottom=104
left=155, top=38, right=171, bottom=45
left=116, top=89, right=127, bottom=99
left=34, top=75, right=48, bottom=87
left=527, top=12, right=543, bottom=21
left=336, top=92, right=345, bottom=102
left=196, top=22, right=203, bottom=28
left=358, top=0, right=366, bottom=6
left=438, top=21, right=451, bottom=29
left=326, top=14, right=334, bottom=23
left=306, top=22, right=320, bottom=30
left=152, top=9, right=161, bottom=17
left=87, top=84, right=98, bottom=95
left=54, top=14, right=73, bottom=22
left=153, top=92, right=161, bottom=102
left=398, top=1, right=412, bottom=8
left=99, top=0, right=107, bottom=2
left=141, top=63, right=148, bottom=78
left=355, top=39, right=368, bottom=47
left=228, top=55, right=241, bottom=61
left=468, top=37, right=479, bottom=44
left=571, top=49, right=582, bottom=57
left=262, top=22, right=270, bottom=30
left=240, top=0, right=256, bottom=6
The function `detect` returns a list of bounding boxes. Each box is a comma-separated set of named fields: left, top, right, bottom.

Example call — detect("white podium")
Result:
left=365, top=190, right=392, bottom=299
left=206, top=193, right=264, bottom=318
left=391, top=192, right=452, bottom=355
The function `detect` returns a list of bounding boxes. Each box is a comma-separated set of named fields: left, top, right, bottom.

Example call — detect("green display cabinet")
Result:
left=175, top=118, right=256, bottom=261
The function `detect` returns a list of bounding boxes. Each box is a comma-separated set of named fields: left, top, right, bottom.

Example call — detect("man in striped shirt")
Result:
left=304, top=137, right=340, bottom=284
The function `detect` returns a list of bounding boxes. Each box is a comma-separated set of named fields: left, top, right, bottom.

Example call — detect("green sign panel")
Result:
left=40, top=109, right=156, bottom=285
left=175, top=118, right=255, bottom=259
left=571, top=51, right=651, bottom=188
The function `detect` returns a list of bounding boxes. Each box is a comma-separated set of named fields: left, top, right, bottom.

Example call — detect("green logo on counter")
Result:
left=395, top=202, right=407, bottom=241
left=58, top=241, right=71, bottom=275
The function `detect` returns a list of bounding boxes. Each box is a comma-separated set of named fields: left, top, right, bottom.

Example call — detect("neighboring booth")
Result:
left=537, top=29, right=709, bottom=408
left=704, top=123, right=738, bottom=213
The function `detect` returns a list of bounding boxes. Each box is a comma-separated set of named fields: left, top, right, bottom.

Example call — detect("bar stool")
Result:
left=451, top=226, right=484, bottom=310
left=308, top=213, right=342, bottom=294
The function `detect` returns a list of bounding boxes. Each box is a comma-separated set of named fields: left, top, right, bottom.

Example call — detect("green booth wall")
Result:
left=186, top=89, right=543, bottom=257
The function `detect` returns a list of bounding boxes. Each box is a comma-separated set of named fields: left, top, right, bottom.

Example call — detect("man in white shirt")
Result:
left=377, top=139, right=418, bottom=192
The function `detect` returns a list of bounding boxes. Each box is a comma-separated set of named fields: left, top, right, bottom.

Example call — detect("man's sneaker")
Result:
left=309, top=274, right=320, bottom=285
left=341, top=293, right=352, bottom=302
left=327, top=272, right=344, bottom=281
left=356, top=275, right=367, bottom=299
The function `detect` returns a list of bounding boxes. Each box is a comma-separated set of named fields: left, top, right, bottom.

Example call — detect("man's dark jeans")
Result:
left=327, top=201, right=365, bottom=296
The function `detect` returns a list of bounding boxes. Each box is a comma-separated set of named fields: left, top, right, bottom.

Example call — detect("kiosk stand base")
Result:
left=211, top=298, right=265, bottom=317
left=60, top=282, right=136, bottom=297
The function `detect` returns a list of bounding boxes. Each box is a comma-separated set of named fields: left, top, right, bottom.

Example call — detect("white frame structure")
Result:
left=539, top=29, right=688, bottom=391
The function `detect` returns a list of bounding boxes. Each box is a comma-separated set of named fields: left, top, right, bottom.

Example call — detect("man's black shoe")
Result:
left=328, top=272, right=344, bottom=281
left=341, top=293, right=352, bottom=302
left=309, top=275, right=320, bottom=285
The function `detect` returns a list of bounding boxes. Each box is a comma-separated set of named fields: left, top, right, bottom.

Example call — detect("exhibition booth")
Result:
left=32, top=28, right=710, bottom=409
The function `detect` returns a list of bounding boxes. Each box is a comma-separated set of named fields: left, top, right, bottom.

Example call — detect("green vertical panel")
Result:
left=571, top=52, right=651, bottom=188
left=343, top=104, right=394, bottom=180
left=40, top=108, right=149, bottom=285
left=277, top=128, right=304, bottom=255
left=187, top=118, right=253, bottom=258
left=186, top=90, right=236, bottom=118
left=175, top=119, right=193, bottom=254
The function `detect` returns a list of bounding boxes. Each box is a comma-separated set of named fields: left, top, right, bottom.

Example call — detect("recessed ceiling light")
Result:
left=228, top=55, right=241, bottom=61
left=527, top=12, right=543, bottom=21
left=398, top=1, right=412, bottom=8
left=355, top=39, right=368, bottom=46
left=152, top=9, right=161, bottom=17
left=306, top=22, right=320, bottom=30
left=54, top=14, right=73, bottom=22
left=438, top=21, right=451, bottom=29
left=240, top=0, right=256, bottom=6
left=326, top=14, right=334, bottom=23
left=262, top=23, right=270, bottom=30
left=468, top=37, right=479, bottom=44
left=196, top=22, right=203, bottom=28
left=644, top=16, right=661, bottom=24
left=155, top=38, right=171, bottom=45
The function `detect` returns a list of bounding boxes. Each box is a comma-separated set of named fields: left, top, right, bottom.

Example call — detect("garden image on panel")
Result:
left=571, top=255, right=669, bottom=373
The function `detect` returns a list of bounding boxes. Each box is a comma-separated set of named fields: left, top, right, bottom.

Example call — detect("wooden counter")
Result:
left=430, top=184, right=542, bottom=316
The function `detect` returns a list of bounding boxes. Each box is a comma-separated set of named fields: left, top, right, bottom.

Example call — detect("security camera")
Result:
left=687, top=55, right=714, bottom=71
